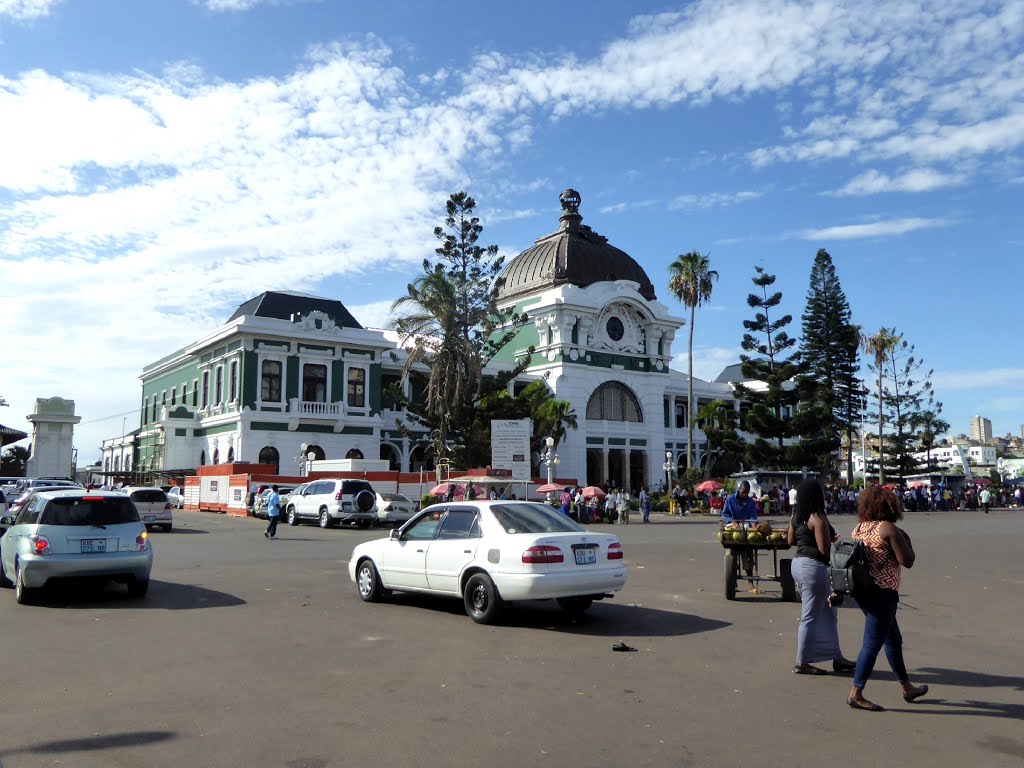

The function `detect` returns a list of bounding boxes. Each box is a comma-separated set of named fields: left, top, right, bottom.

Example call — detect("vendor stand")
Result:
left=719, top=521, right=797, bottom=602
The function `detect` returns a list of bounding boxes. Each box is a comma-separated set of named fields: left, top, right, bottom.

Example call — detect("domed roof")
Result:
left=496, top=190, right=657, bottom=302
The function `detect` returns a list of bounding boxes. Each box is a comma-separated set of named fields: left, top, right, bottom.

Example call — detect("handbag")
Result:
left=829, top=539, right=872, bottom=598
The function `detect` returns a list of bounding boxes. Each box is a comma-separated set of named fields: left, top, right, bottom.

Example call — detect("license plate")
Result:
left=81, top=539, right=107, bottom=553
left=144, top=515, right=156, bottom=522
left=573, top=546, right=597, bottom=565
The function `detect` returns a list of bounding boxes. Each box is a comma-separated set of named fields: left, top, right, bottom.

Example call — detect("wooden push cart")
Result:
left=720, top=523, right=797, bottom=601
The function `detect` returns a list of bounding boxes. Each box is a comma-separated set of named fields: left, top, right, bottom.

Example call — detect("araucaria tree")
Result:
left=864, top=328, right=937, bottom=482
left=797, top=249, right=863, bottom=479
left=390, top=192, right=531, bottom=468
left=734, top=265, right=804, bottom=469
left=668, top=251, right=718, bottom=473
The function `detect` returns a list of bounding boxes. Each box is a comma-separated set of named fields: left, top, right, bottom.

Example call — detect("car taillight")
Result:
left=608, top=542, right=623, bottom=560
left=522, top=545, right=564, bottom=564
left=164, top=502, right=171, bottom=510
left=28, top=534, right=51, bottom=555
left=136, top=531, right=149, bottom=551
left=335, top=490, right=343, bottom=500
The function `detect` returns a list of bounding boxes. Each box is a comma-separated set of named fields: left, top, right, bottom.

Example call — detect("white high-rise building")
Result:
left=970, top=415, right=993, bottom=443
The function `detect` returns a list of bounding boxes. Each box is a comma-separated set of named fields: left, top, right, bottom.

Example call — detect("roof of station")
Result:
left=228, top=291, right=363, bottom=329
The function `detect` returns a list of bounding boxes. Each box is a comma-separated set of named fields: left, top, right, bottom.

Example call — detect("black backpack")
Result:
left=829, top=539, right=872, bottom=598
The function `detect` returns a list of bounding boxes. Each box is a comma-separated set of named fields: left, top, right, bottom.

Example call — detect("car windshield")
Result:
left=489, top=503, right=584, bottom=534
left=130, top=490, right=167, bottom=503
left=39, top=497, right=140, bottom=526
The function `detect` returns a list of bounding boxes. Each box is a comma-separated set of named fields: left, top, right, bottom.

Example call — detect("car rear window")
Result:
left=342, top=481, right=373, bottom=494
left=380, top=493, right=408, bottom=502
left=40, top=497, right=140, bottom=526
left=489, top=503, right=584, bottom=534
left=130, top=490, right=167, bottom=503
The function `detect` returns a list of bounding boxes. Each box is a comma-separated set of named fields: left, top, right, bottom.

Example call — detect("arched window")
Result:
left=258, top=446, right=280, bottom=474
left=125, top=455, right=131, bottom=471
left=409, top=444, right=434, bottom=472
left=345, top=448, right=363, bottom=460
left=227, top=447, right=235, bottom=464
left=305, top=445, right=326, bottom=461
left=114, top=455, right=120, bottom=471
left=586, top=382, right=643, bottom=422
left=200, top=450, right=206, bottom=466
left=213, top=448, right=220, bottom=465
left=380, top=444, right=401, bottom=471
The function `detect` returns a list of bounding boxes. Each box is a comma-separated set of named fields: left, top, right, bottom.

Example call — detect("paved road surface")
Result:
left=0, top=508, right=1020, bottom=767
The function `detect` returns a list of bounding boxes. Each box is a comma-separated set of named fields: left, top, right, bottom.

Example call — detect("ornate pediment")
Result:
left=295, top=310, right=344, bottom=336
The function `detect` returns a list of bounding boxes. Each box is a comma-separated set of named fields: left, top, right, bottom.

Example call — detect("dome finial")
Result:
left=559, top=189, right=581, bottom=214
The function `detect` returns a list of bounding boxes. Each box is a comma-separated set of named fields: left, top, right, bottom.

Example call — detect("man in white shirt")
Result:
left=788, top=486, right=798, bottom=515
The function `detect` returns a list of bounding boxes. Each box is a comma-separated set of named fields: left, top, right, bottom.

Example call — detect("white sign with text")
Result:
left=491, top=419, right=532, bottom=481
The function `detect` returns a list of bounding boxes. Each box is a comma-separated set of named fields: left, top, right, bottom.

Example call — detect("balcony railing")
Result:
left=290, top=398, right=342, bottom=417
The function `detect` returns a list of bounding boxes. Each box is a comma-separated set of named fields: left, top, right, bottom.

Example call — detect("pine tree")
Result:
left=734, top=265, right=804, bottom=469
left=390, top=192, right=532, bottom=468
left=866, top=329, right=937, bottom=481
left=797, top=249, right=864, bottom=479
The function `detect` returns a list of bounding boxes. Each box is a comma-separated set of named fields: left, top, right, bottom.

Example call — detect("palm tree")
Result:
left=390, top=267, right=479, bottom=460
left=862, top=327, right=901, bottom=483
left=668, top=252, right=718, bottom=473
left=916, top=409, right=949, bottom=472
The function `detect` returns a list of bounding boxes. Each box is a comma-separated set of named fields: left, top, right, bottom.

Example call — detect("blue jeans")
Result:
left=853, top=587, right=907, bottom=689
left=266, top=513, right=280, bottom=537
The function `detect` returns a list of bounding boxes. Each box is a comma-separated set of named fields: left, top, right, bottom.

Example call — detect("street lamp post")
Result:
left=542, top=436, right=560, bottom=501
left=662, top=451, right=674, bottom=513
left=296, top=443, right=309, bottom=477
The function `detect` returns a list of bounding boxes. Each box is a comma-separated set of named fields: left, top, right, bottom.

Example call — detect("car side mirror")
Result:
left=389, top=529, right=399, bottom=541
left=0, top=515, right=14, bottom=526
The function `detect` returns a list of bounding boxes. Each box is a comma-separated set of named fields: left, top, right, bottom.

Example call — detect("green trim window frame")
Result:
left=229, top=360, right=238, bottom=403
left=143, top=397, right=149, bottom=426
left=347, top=366, right=366, bottom=408
left=171, top=387, right=177, bottom=406
left=215, top=366, right=223, bottom=405
left=192, top=379, right=198, bottom=407
left=303, top=363, right=328, bottom=403
left=261, top=359, right=283, bottom=402
left=202, top=370, right=210, bottom=409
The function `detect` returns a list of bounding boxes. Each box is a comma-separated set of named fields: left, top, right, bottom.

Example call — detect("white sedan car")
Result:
left=348, top=501, right=627, bottom=624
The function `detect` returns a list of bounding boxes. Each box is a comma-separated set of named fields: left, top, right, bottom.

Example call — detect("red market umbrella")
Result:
left=580, top=485, right=606, bottom=499
left=972, top=478, right=992, bottom=486
left=429, top=482, right=485, bottom=498
left=535, top=483, right=562, bottom=494
left=695, top=480, right=723, bottom=493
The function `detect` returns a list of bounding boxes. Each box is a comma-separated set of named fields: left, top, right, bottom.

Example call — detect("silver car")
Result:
left=375, top=491, right=418, bottom=526
left=0, top=489, right=153, bottom=604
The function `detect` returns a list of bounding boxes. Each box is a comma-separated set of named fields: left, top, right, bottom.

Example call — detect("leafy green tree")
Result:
left=915, top=408, right=949, bottom=472
left=668, top=251, right=718, bottom=471
left=797, top=249, right=864, bottom=479
left=696, top=399, right=744, bottom=478
left=734, top=265, right=804, bottom=469
left=1, top=445, right=29, bottom=476
left=390, top=192, right=532, bottom=468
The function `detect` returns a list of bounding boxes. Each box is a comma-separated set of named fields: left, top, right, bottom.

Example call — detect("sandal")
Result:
left=793, top=664, right=828, bottom=675
left=847, top=697, right=884, bottom=712
left=903, top=685, right=929, bottom=703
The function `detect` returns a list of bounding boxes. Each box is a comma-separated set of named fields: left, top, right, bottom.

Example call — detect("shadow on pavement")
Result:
left=888, top=699, right=1024, bottom=723
left=0, top=729, right=175, bottom=758
left=155, top=526, right=208, bottom=534
left=32, top=579, right=246, bottom=610
left=913, top=666, right=1024, bottom=692
left=385, top=593, right=730, bottom=637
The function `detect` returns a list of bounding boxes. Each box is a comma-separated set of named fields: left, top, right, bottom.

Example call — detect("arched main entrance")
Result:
left=585, top=381, right=648, bottom=491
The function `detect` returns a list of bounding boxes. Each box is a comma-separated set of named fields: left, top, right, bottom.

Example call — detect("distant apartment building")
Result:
left=915, top=443, right=996, bottom=469
left=970, top=415, right=993, bottom=443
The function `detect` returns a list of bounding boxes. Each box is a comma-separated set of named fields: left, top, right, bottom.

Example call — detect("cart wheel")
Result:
left=779, top=558, right=797, bottom=602
left=724, top=552, right=737, bottom=600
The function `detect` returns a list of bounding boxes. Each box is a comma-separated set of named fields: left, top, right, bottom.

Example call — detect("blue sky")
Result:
left=1, top=0, right=1022, bottom=464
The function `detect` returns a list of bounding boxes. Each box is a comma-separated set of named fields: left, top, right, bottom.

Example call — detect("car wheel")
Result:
left=464, top=573, right=503, bottom=624
left=319, top=508, right=332, bottom=529
left=557, top=596, right=593, bottom=617
left=0, top=558, right=12, bottom=589
left=287, top=507, right=298, bottom=526
left=356, top=558, right=384, bottom=602
left=127, top=578, right=149, bottom=599
left=15, top=563, right=36, bottom=605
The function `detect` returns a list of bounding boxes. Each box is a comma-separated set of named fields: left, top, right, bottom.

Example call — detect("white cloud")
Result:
left=0, top=0, right=58, bottom=19
left=831, top=168, right=967, bottom=196
left=797, top=217, right=950, bottom=240
left=599, top=199, right=657, bottom=215
left=669, top=191, right=761, bottom=210
left=348, top=300, right=397, bottom=331
left=933, top=368, right=1024, bottom=391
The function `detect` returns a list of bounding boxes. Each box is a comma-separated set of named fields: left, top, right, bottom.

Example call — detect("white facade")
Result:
left=24, top=397, right=81, bottom=479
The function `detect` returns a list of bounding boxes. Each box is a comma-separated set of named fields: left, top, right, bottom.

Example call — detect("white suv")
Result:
left=285, top=478, right=377, bottom=528
left=122, top=487, right=173, bottom=532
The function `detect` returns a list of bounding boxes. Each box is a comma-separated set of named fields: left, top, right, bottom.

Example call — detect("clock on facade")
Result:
left=606, top=316, right=625, bottom=341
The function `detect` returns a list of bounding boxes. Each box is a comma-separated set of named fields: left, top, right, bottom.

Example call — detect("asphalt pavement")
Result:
left=0, top=507, right=1020, bottom=768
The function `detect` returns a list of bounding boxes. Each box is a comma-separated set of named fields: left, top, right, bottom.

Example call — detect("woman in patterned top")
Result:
left=847, top=485, right=929, bottom=711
